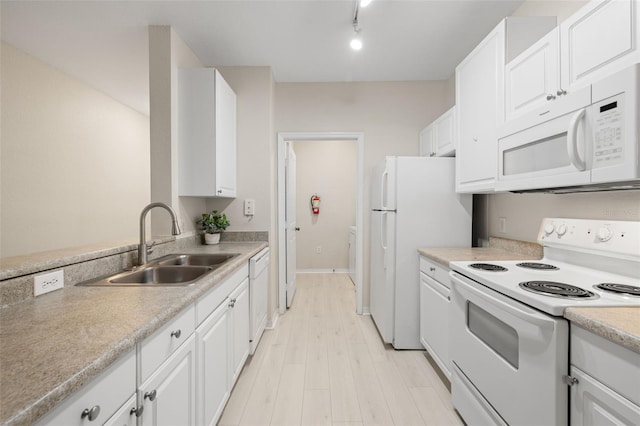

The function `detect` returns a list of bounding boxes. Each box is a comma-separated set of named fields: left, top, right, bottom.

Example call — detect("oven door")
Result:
left=449, top=271, right=568, bottom=426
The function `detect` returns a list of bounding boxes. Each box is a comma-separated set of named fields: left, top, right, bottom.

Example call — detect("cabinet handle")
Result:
left=229, top=298, right=236, bottom=308
left=556, top=89, right=567, bottom=96
left=217, top=189, right=223, bottom=194
left=546, top=94, right=556, bottom=101
left=80, top=405, right=101, bottom=421
left=170, top=329, right=182, bottom=339
left=429, top=267, right=436, bottom=272
left=130, top=406, right=144, bottom=417
left=144, top=390, right=157, bottom=401
left=562, top=375, right=579, bottom=386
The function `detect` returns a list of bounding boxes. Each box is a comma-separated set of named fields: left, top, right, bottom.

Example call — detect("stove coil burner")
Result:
left=595, top=283, right=640, bottom=297
left=469, top=263, right=508, bottom=272
left=516, top=262, right=559, bottom=271
left=519, top=281, right=598, bottom=299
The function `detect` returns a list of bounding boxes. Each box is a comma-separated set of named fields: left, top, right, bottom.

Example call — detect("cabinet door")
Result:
left=455, top=22, right=505, bottom=193
left=433, top=107, right=456, bottom=157
left=140, top=335, right=196, bottom=426
left=196, top=301, right=230, bottom=426
left=103, top=395, right=138, bottom=426
left=419, top=273, right=451, bottom=380
left=561, top=0, right=640, bottom=92
left=214, top=70, right=237, bottom=197
left=230, top=278, right=250, bottom=385
left=505, top=28, right=560, bottom=122
left=570, top=367, right=640, bottom=425
left=419, top=125, right=434, bottom=157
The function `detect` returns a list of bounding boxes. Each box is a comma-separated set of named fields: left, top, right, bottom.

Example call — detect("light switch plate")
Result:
left=34, top=270, right=64, bottom=296
left=244, top=199, right=255, bottom=216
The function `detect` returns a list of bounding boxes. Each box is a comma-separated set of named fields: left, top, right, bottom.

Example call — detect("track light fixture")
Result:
left=350, top=0, right=367, bottom=51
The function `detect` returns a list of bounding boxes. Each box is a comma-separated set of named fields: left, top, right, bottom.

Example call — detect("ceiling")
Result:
left=1, top=0, right=525, bottom=115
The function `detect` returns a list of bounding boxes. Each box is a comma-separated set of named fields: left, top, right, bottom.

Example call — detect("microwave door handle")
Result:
left=381, top=211, right=388, bottom=269
left=567, top=108, right=586, bottom=171
left=380, top=170, right=388, bottom=210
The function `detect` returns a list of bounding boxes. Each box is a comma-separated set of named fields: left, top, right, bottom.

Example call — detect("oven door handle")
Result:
left=451, top=273, right=556, bottom=331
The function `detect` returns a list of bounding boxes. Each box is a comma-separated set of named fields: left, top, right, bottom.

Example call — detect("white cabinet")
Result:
left=196, top=300, right=230, bottom=426
left=505, top=28, right=560, bottom=122
left=455, top=17, right=556, bottom=193
left=139, top=335, right=196, bottom=426
left=419, top=107, right=456, bottom=157
left=569, top=326, right=640, bottom=425
left=505, top=0, right=639, bottom=127
left=229, top=278, right=250, bottom=385
left=35, top=350, right=136, bottom=426
left=179, top=68, right=237, bottom=198
left=419, top=125, right=434, bottom=157
left=561, top=0, right=640, bottom=93
left=419, top=256, right=452, bottom=380
left=249, top=248, right=270, bottom=354
left=103, top=395, right=138, bottom=426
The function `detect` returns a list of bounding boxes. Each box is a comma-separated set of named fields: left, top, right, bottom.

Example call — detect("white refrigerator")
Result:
left=370, top=156, right=472, bottom=349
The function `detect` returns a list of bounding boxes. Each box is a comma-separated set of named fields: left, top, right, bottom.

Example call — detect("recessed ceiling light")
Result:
left=350, top=37, right=363, bottom=51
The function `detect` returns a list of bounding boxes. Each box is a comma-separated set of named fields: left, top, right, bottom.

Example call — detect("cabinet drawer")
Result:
left=197, top=264, right=248, bottom=325
left=419, top=256, right=450, bottom=287
left=36, top=350, right=136, bottom=426
left=140, top=305, right=196, bottom=383
left=571, top=325, right=640, bottom=405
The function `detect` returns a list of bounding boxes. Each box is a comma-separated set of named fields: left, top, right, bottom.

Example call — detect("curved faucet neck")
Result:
left=138, top=202, right=181, bottom=266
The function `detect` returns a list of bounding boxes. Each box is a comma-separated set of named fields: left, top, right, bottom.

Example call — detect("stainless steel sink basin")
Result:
left=154, top=253, right=239, bottom=267
left=108, top=265, right=212, bottom=285
left=76, top=252, right=239, bottom=287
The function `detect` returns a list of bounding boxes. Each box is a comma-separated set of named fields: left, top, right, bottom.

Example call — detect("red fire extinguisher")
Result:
left=310, top=195, right=321, bottom=215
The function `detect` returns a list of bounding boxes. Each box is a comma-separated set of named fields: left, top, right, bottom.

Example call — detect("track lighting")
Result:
left=360, top=0, right=373, bottom=7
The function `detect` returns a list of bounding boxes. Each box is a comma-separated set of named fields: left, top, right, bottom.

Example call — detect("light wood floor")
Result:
left=218, top=273, right=464, bottom=426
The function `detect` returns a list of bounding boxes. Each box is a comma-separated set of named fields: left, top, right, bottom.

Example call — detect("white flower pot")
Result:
left=204, top=233, right=221, bottom=245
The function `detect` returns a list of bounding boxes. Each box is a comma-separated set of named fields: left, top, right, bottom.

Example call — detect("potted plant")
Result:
left=197, top=210, right=230, bottom=244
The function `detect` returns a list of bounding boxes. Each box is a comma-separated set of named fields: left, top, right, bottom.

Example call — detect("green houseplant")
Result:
left=197, top=210, right=230, bottom=244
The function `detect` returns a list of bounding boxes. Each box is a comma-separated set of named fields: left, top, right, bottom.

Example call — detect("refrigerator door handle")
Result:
left=381, top=211, right=388, bottom=269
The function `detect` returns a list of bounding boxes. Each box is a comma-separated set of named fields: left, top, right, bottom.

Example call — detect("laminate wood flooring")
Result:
left=218, top=273, right=464, bottom=426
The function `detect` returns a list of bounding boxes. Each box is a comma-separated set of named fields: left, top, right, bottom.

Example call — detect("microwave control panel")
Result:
left=592, top=94, right=624, bottom=168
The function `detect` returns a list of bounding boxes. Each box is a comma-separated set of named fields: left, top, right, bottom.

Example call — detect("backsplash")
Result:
left=0, top=231, right=268, bottom=308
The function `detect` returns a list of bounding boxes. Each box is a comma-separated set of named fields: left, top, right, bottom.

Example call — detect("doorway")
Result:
left=277, top=132, right=364, bottom=315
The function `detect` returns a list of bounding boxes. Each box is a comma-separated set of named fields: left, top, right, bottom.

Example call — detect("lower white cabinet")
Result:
left=230, top=278, right=250, bottom=385
left=139, top=335, right=196, bottom=426
left=35, top=349, right=136, bottom=426
left=103, top=395, right=138, bottom=426
left=569, top=326, right=640, bottom=425
left=250, top=248, right=270, bottom=354
left=419, top=256, right=452, bottom=380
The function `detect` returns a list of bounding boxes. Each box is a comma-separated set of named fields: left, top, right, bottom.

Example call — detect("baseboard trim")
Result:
left=361, top=307, right=371, bottom=315
left=296, top=268, right=349, bottom=274
left=266, top=310, right=279, bottom=329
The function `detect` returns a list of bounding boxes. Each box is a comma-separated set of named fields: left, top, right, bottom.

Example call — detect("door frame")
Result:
left=277, top=132, right=365, bottom=315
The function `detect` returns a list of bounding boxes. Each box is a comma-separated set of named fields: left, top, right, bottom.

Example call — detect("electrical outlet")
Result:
left=316, top=246, right=322, bottom=254
left=244, top=199, right=255, bottom=216
left=499, top=217, right=507, bottom=233
left=34, top=270, right=64, bottom=296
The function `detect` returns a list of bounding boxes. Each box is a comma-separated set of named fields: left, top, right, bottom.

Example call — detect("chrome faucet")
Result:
left=138, top=202, right=181, bottom=266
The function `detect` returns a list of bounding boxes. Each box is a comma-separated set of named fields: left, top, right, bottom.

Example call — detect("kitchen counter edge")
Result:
left=564, top=307, right=640, bottom=354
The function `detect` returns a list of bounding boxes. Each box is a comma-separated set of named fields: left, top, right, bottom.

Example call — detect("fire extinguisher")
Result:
left=310, top=194, right=321, bottom=215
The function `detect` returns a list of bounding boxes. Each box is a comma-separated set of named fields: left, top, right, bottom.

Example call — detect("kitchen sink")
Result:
left=77, top=252, right=239, bottom=287
left=154, top=253, right=239, bottom=267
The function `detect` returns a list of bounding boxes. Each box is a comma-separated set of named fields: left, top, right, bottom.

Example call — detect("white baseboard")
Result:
left=297, top=268, right=349, bottom=274
left=361, top=307, right=371, bottom=315
left=266, top=310, right=279, bottom=329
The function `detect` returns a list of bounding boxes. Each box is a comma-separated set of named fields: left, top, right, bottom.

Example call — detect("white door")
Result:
left=285, top=142, right=297, bottom=308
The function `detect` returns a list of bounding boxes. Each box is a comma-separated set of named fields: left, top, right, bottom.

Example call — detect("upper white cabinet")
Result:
left=179, top=68, right=237, bottom=198
left=561, top=0, right=640, bottom=93
left=433, top=107, right=456, bottom=157
left=455, top=17, right=556, bottom=193
left=505, top=0, right=640, bottom=124
left=418, top=107, right=456, bottom=157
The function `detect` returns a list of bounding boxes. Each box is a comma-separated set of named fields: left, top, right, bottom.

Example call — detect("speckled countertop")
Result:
left=565, top=307, right=640, bottom=354
left=0, top=242, right=267, bottom=426
left=417, top=247, right=541, bottom=265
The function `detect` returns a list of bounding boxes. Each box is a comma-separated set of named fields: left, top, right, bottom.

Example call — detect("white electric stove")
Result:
left=448, top=218, right=640, bottom=426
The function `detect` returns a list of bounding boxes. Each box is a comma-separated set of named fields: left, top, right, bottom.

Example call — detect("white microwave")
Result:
left=497, top=64, right=640, bottom=193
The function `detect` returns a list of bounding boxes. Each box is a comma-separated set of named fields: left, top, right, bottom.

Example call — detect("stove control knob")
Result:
left=556, top=224, right=567, bottom=236
left=544, top=223, right=555, bottom=235
left=597, top=226, right=613, bottom=242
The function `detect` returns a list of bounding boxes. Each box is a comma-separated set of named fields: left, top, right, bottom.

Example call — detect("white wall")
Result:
left=293, top=140, right=357, bottom=271
left=1, top=43, right=150, bottom=257
left=275, top=80, right=450, bottom=309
